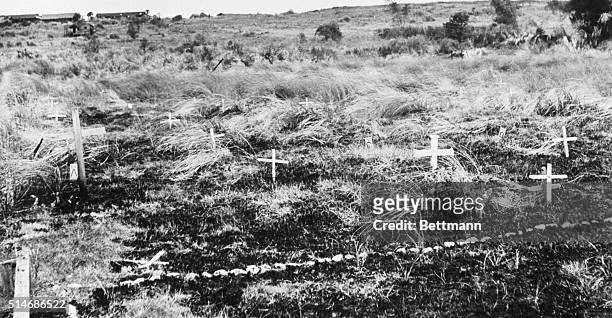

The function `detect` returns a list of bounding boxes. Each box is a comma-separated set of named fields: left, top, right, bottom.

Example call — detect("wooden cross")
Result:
left=47, top=110, right=66, bottom=122
left=208, top=128, right=225, bottom=149
left=161, top=112, right=180, bottom=128
left=257, top=149, right=289, bottom=183
left=47, top=109, right=106, bottom=197
left=14, top=248, right=30, bottom=318
left=529, top=163, right=567, bottom=202
left=552, top=126, right=577, bottom=158
left=299, top=98, right=314, bottom=106
left=413, top=135, right=454, bottom=170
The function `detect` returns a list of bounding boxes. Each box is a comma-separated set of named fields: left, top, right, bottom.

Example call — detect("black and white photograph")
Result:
left=0, top=0, right=611, bottom=317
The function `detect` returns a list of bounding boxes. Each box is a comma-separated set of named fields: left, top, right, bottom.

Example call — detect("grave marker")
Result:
left=208, top=128, right=225, bottom=150
left=364, top=137, right=373, bottom=148
left=257, top=149, right=289, bottom=183
left=552, top=126, right=577, bottom=158
left=47, top=109, right=107, bottom=197
left=46, top=110, right=66, bottom=122
left=14, top=248, right=30, bottom=318
left=529, top=163, right=567, bottom=202
left=69, top=163, right=79, bottom=181
left=498, top=127, right=507, bottom=138
left=161, top=112, right=180, bottom=128
left=299, top=98, right=314, bottom=106
left=413, top=135, right=454, bottom=170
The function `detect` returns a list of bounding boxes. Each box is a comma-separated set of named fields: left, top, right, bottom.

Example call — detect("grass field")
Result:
left=0, top=1, right=611, bottom=317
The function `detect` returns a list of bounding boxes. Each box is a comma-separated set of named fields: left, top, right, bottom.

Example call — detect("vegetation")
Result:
left=491, top=0, right=519, bottom=26
left=315, top=22, right=343, bottom=41
left=0, top=2, right=611, bottom=317
left=566, top=0, right=612, bottom=44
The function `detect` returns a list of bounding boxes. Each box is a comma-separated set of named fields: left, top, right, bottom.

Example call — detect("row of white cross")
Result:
left=47, top=105, right=579, bottom=198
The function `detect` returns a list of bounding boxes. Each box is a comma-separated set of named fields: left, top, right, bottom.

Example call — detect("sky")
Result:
left=1, top=0, right=477, bottom=18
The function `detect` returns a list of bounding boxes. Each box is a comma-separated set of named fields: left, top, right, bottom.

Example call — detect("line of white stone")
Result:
left=104, top=216, right=612, bottom=287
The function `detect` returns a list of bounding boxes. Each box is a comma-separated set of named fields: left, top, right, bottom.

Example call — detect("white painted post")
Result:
left=14, top=248, right=30, bottom=318
left=552, top=126, right=577, bottom=158
left=413, top=135, right=454, bottom=170
left=209, top=128, right=225, bottom=150
left=299, top=98, right=314, bottom=106
left=529, top=163, right=567, bottom=202
left=257, top=149, right=289, bottom=183
left=72, top=109, right=87, bottom=197
left=161, top=113, right=180, bottom=128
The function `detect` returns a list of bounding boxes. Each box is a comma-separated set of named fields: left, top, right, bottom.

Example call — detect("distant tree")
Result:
left=87, top=12, right=93, bottom=19
left=73, top=13, right=82, bottom=22
left=315, top=22, right=343, bottom=41
left=565, top=0, right=612, bottom=44
left=127, top=21, right=140, bottom=39
left=490, top=0, right=518, bottom=26
left=172, top=15, right=183, bottom=22
left=388, top=1, right=400, bottom=14
left=444, top=12, right=471, bottom=43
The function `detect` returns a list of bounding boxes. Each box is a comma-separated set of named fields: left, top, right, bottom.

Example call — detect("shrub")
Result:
left=315, top=23, right=343, bottom=41
left=388, top=1, right=400, bottom=14
left=491, top=0, right=518, bottom=26
left=444, top=12, right=471, bottom=43
left=109, top=33, right=120, bottom=39
left=83, top=35, right=100, bottom=53
left=545, top=0, right=567, bottom=13
left=438, top=38, right=461, bottom=54
left=310, top=46, right=336, bottom=62
left=29, top=59, right=55, bottom=77
left=298, top=32, right=307, bottom=43
left=127, top=21, right=140, bottom=39
left=378, top=25, right=445, bottom=39
left=565, top=0, right=612, bottom=44
left=378, top=36, right=429, bottom=57
left=151, top=15, right=168, bottom=28
left=225, top=40, right=243, bottom=55
left=172, top=15, right=183, bottom=22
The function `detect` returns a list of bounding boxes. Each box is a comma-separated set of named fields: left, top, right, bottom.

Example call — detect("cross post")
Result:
left=161, top=112, right=181, bottom=128
left=413, top=135, right=454, bottom=170
left=299, top=98, right=314, bottom=106
left=209, top=128, right=225, bottom=149
left=552, top=126, right=577, bottom=158
left=529, top=163, right=567, bottom=202
left=257, top=149, right=289, bottom=183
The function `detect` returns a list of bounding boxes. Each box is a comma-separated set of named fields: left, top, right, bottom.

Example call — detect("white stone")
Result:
left=213, top=269, right=228, bottom=277
left=332, top=254, right=344, bottom=262
left=344, top=254, right=355, bottom=260
left=184, top=273, right=199, bottom=281
left=443, top=242, right=455, bottom=248
left=230, top=268, right=248, bottom=276
left=201, top=272, right=213, bottom=278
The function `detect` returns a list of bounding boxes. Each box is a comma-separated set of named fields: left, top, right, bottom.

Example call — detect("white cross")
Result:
left=498, top=127, right=507, bottom=138
left=209, top=128, right=225, bottom=149
left=47, top=110, right=66, bottom=122
left=257, top=149, right=289, bottom=183
left=529, top=163, right=567, bottom=202
left=413, top=135, right=454, bottom=170
left=364, top=137, right=373, bottom=148
left=161, top=112, right=181, bottom=128
left=299, top=98, right=314, bottom=106
left=552, top=126, right=577, bottom=158
left=69, top=163, right=79, bottom=181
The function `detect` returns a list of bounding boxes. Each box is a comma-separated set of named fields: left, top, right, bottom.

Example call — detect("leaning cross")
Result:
left=413, top=135, right=454, bottom=170
left=529, top=163, right=567, bottom=202
left=208, top=128, right=225, bottom=149
left=47, top=109, right=106, bottom=197
left=257, top=149, right=289, bottom=183
left=552, top=126, right=577, bottom=158
left=161, top=112, right=181, bottom=128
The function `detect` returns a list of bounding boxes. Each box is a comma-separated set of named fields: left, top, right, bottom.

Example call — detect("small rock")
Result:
left=230, top=268, right=248, bottom=276
left=305, top=261, right=316, bottom=266
left=422, top=247, right=433, bottom=254
left=480, top=236, right=491, bottom=242
left=246, top=265, right=259, bottom=275
left=433, top=246, right=442, bottom=251
left=344, top=254, right=355, bottom=260
left=409, top=247, right=420, bottom=253
left=201, top=272, right=213, bottom=279
left=395, top=248, right=406, bottom=254
left=561, top=222, right=572, bottom=228
left=259, top=264, right=272, bottom=274
left=273, top=263, right=286, bottom=270
left=534, top=224, right=546, bottom=230
left=443, top=242, right=455, bottom=248
left=213, top=269, right=228, bottom=277
left=332, top=254, right=344, bottom=262
left=604, top=217, right=612, bottom=223
left=358, top=252, right=368, bottom=258
left=184, top=273, right=199, bottom=281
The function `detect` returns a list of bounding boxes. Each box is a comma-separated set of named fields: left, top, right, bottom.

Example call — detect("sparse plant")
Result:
left=127, top=21, right=141, bottom=39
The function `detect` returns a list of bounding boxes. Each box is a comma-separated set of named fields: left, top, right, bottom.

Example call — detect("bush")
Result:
left=29, top=59, right=55, bottom=77
left=83, top=35, right=100, bottom=53
left=150, top=15, right=168, bottom=28
left=298, top=32, right=307, bottom=43
left=565, top=0, right=612, bottom=44
left=491, top=0, right=518, bottom=26
left=310, top=46, right=336, bottom=62
left=315, top=22, right=343, bottom=41
left=172, top=15, right=183, bottom=22
left=545, top=0, right=567, bottom=13
left=438, top=38, right=461, bottom=54
left=444, top=12, right=471, bottom=43
left=109, top=33, right=120, bottom=39
left=127, top=21, right=140, bottom=39
left=378, top=36, right=429, bottom=57
left=378, top=25, right=445, bottom=39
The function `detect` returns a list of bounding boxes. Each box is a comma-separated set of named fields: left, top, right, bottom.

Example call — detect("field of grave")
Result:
left=0, top=0, right=612, bottom=317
